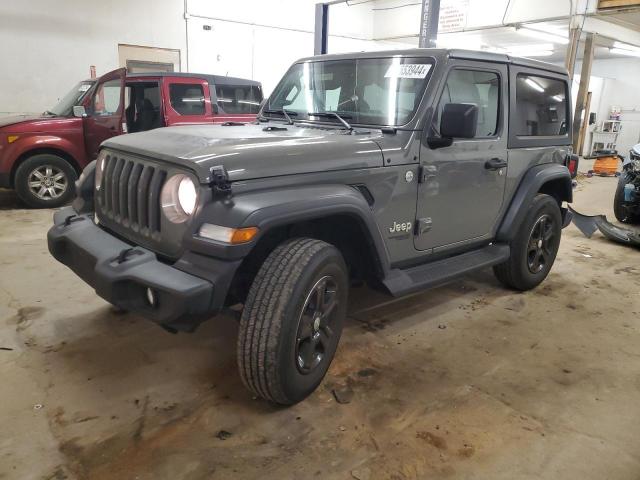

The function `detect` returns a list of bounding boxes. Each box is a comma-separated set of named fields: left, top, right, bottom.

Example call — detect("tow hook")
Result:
left=64, top=214, right=84, bottom=226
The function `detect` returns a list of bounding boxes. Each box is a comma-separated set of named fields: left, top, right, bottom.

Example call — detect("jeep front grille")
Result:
left=97, top=154, right=167, bottom=235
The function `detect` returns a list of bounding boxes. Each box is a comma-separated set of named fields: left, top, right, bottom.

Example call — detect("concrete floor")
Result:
left=1, top=172, right=639, bottom=480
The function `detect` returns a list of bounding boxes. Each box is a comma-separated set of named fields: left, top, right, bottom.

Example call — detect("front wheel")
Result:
left=494, top=194, right=562, bottom=291
left=237, top=238, right=348, bottom=405
left=14, top=154, right=77, bottom=208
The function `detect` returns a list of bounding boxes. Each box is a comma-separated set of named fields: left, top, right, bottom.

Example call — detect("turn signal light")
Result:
left=198, top=223, right=259, bottom=244
left=7, top=135, right=19, bottom=143
left=231, top=227, right=259, bottom=244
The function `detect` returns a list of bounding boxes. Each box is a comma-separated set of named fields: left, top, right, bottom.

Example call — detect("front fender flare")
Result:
left=185, top=184, right=391, bottom=274
left=496, top=163, right=572, bottom=242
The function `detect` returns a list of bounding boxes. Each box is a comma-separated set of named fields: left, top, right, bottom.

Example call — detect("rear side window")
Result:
left=169, top=84, right=205, bottom=115
left=215, top=85, right=262, bottom=114
left=515, top=74, right=568, bottom=136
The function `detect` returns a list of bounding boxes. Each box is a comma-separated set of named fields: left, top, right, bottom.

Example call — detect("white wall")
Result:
left=186, top=0, right=412, bottom=96
left=575, top=58, right=640, bottom=155
left=0, top=0, right=418, bottom=114
left=0, top=0, right=186, bottom=114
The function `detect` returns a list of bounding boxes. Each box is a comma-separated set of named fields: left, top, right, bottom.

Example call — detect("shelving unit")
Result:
left=589, top=119, right=622, bottom=156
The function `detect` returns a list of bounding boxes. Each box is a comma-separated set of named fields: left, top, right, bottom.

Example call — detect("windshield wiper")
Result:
left=42, top=110, right=57, bottom=116
left=263, top=108, right=297, bottom=125
left=308, top=111, right=353, bottom=132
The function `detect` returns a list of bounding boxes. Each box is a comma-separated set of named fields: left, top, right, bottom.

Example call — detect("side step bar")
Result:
left=382, top=244, right=510, bottom=297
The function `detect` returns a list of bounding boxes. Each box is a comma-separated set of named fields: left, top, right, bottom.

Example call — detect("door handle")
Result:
left=485, top=158, right=507, bottom=170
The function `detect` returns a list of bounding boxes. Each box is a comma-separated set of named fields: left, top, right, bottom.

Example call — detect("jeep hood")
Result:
left=102, top=123, right=386, bottom=183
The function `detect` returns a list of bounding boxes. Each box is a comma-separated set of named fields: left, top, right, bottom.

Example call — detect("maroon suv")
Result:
left=0, top=68, right=263, bottom=208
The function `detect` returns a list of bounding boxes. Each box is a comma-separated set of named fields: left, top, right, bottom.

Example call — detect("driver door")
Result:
left=82, top=68, right=127, bottom=159
left=415, top=61, right=508, bottom=252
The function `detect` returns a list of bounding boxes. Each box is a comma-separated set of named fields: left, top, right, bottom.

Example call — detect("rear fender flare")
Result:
left=496, top=164, right=572, bottom=241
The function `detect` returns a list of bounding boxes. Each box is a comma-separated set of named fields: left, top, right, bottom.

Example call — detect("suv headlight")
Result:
left=95, top=150, right=107, bottom=191
left=161, top=174, right=198, bottom=223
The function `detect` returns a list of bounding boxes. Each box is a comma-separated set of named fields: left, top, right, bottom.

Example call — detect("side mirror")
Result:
left=440, top=103, right=478, bottom=139
left=73, top=105, right=87, bottom=118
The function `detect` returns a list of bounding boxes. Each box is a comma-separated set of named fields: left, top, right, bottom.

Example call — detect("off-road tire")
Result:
left=237, top=238, right=348, bottom=405
left=15, top=154, right=77, bottom=208
left=613, top=172, right=639, bottom=224
left=493, top=194, right=562, bottom=291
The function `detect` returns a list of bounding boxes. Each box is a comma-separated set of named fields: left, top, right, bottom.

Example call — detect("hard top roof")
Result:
left=295, top=48, right=567, bottom=75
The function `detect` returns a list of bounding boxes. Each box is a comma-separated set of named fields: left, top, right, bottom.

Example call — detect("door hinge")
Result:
left=418, top=165, right=437, bottom=183
left=415, top=217, right=432, bottom=235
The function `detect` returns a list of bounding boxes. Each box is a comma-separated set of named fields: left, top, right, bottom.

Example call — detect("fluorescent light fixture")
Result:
left=511, top=50, right=554, bottom=57
left=517, top=27, right=569, bottom=45
left=508, top=43, right=554, bottom=52
left=552, top=95, right=564, bottom=102
left=525, top=77, right=545, bottom=92
left=610, top=48, right=640, bottom=57
left=613, top=41, right=640, bottom=52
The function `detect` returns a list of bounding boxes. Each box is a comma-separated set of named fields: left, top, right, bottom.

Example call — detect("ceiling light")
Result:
left=508, top=43, right=554, bottom=52
left=552, top=95, right=564, bottom=102
left=517, top=27, right=569, bottom=45
left=511, top=50, right=554, bottom=57
left=525, top=77, right=545, bottom=92
left=613, top=41, right=640, bottom=51
left=610, top=47, right=640, bottom=57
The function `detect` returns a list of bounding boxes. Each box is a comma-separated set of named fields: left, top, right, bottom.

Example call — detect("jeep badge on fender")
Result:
left=48, top=49, right=573, bottom=405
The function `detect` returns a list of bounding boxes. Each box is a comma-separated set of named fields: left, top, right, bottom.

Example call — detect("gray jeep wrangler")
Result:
left=48, top=49, right=574, bottom=405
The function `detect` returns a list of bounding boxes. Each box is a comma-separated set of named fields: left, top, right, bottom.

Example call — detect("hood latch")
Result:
left=210, top=165, right=232, bottom=197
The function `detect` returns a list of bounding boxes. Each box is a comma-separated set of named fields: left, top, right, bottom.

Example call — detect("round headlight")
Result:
left=95, top=151, right=107, bottom=191
left=178, top=176, right=197, bottom=215
left=161, top=174, right=198, bottom=223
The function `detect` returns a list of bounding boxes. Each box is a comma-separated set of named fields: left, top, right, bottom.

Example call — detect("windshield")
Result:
left=266, top=57, right=433, bottom=126
left=48, top=81, right=95, bottom=116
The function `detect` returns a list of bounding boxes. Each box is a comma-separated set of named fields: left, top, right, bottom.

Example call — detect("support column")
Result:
left=565, top=27, right=581, bottom=81
left=418, top=0, right=441, bottom=48
left=314, top=3, right=329, bottom=55
left=572, top=32, right=595, bottom=153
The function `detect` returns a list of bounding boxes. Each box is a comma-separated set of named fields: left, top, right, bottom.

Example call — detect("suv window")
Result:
left=93, top=79, right=122, bottom=116
left=515, top=74, right=568, bottom=136
left=169, top=84, right=205, bottom=115
left=437, top=69, right=500, bottom=137
left=215, top=85, right=262, bottom=114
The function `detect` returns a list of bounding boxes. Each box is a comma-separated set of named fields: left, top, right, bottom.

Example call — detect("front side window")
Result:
left=267, top=57, right=434, bottom=126
left=92, top=79, right=122, bottom=116
left=169, top=84, right=205, bottom=115
left=515, top=74, right=568, bottom=136
left=215, top=85, right=262, bottom=114
left=436, top=69, right=500, bottom=137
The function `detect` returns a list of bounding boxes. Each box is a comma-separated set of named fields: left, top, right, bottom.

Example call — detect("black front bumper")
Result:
left=47, top=207, right=240, bottom=330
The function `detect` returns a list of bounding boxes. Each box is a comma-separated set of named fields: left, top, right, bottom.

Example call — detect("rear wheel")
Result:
left=14, top=154, right=77, bottom=208
left=494, top=194, right=562, bottom=291
left=613, top=172, right=639, bottom=224
left=237, top=238, right=348, bottom=405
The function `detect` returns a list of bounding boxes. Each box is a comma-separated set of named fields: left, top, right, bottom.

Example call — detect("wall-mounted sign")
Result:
left=439, top=0, right=469, bottom=33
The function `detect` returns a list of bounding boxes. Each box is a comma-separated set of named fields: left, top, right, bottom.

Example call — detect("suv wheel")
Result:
left=237, top=238, right=348, bottom=405
left=493, top=194, right=562, bottom=291
left=14, top=154, right=77, bottom=208
left=613, top=172, right=639, bottom=224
